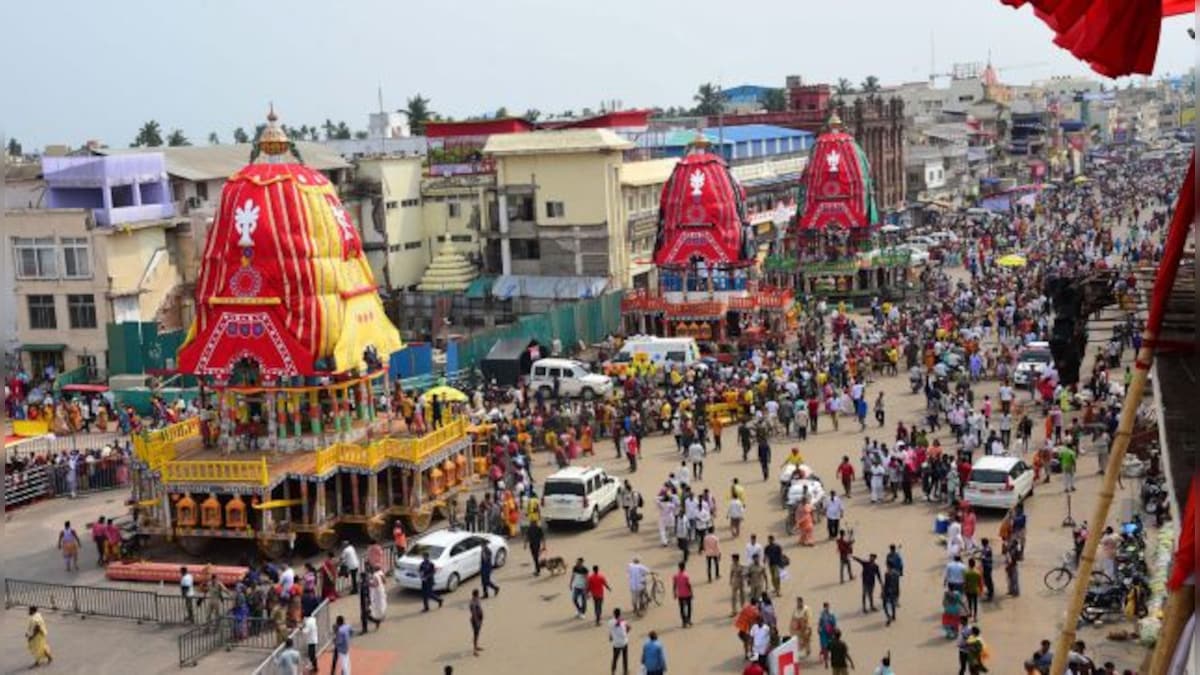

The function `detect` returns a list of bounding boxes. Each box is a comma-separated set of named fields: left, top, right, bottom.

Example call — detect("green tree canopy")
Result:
left=760, top=88, right=788, bottom=113
left=692, top=83, right=723, bottom=117
left=860, top=75, right=881, bottom=94
left=166, top=129, right=190, bottom=147
left=132, top=120, right=163, bottom=147
left=835, top=78, right=855, bottom=95
left=404, top=94, right=434, bottom=135
left=6, top=138, right=22, bottom=157
left=232, top=127, right=250, bottom=143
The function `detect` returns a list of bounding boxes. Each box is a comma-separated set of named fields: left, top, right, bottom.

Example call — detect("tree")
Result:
left=232, top=127, right=250, bottom=144
left=283, top=125, right=304, bottom=141
left=494, top=106, right=509, bottom=118
left=166, top=129, right=190, bottom=147
left=760, top=88, right=788, bottom=113
left=523, top=108, right=542, bottom=122
left=333, top=121, right=352, bottom=140
left=132, top=120, right=164, bottom=147
left=692, top=82, right=723, bottom=117
left=207, top=132, right=220, bottom=145
left=322, top=119, right=337, bottom=140
left=860, top=75, right=881, bottom=95
left=403, top=94, right=434, bottom=135
left=307, top=126, right=319, bottom=141
left=6, top=138, right=22, bottom=157
left=836, top=78, right=855, bottom=95
left=354, top=130, right=368, bottom=139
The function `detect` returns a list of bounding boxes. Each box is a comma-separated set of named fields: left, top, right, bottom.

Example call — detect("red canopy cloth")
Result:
left=653, top=146, right=750, bottom=267
left=998, top=0, right=1191, bottom=77
left=1167, top=473, right=1196, bottom=590
left=178, top=162, right=402, bottom=379
left=796, top=126, right=877, bottom=232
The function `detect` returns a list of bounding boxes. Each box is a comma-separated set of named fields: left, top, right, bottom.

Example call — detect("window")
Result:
left=450, top=234, right=473, bottom=243
left=385, top=200, right=398, bottom=209
left=626, top=195, right=634, bottom=212
left=403, top=241, right=422, bottom=250
left=511, top=238, right=540, bottom=260
left=61, top=237, right=91, bottom=278
left=13, top=237, right=57, bottom=279
left=27, top=295, right=56, bottom=329
left=545, top=201, right=565, bottom=218
left=447, top=201, right=461, bottom=218
left=195, top=181, right=209, bottom=202
left=68, top=294, right=97, bottom=329
left=78, top=353, right=98, bottom=375
left=400, top=198, right=420, bottom=208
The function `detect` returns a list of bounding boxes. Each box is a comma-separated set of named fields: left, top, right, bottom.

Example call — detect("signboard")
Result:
left=768, top=637, right=801, bottom=675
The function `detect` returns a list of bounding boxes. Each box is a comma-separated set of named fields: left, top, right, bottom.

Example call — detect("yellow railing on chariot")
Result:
left=314, top=419, right=466, bottom=473
left=133, top=418, right=199, bottom=470
left=161, top=458, right=268, bottom=486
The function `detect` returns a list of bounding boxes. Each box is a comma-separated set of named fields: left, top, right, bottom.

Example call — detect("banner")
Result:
left=768, top=636, right=801, bottom=675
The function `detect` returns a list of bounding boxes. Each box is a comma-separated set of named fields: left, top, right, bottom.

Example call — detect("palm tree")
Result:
left=353, top=130, right=368, bottom=140
left=523, top=109, right=542, bottom=122
left=166, top=129, right=190, bottom=147
left=207, top=132, right=220, bottom=145
left=307, top=127, right=319, bottom=141
left=232, top=127, right=250, bottom=144
left=494, top=106, right=509, bottom=119
left=692, top=82, right=723, bottom=117
left=760, top=88, right=788, bottom=113
left=860, top=75, right=881, bottom=95
left=132, top=120, right=164, bottom=147
left=403, top=95, right=434, bottom=135
left=836, top=78, right=855, bottom=95
left=6, top=138, right=22, bottom=157
left=333, top=121, right=352, bottom=140
left=322, top=119, right=337, bottom=140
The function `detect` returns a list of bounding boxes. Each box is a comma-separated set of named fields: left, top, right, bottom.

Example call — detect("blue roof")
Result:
left=722, top=85, right=774, bottom=103
left=656, top=125, right=814, bottom=148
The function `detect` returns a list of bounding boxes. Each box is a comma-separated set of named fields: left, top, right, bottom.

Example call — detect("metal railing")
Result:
left=3, top=578, right=231, bottom=625
left=251, top=600, right=334, bottom=675
left=161, top=458, right=269, bottom=486
left=179, top=616, right=291, bottom=667
left=4, top=457, right=130, bottom=510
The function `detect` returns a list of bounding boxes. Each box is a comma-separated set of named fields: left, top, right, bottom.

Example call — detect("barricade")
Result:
left=3, top=578, right=231, bottom=625
left=3, top=456, right=130, bottom=510
left=251, top=600, right=333, bottom=675
left=179, top=616, right=290, bottom=667
left=4, top=465, right=52, bottom=510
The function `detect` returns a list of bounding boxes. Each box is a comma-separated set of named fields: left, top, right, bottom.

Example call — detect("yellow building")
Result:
left=619, top=158, right=678, bottom=288
left=484, top=129, right=634, bottom=286
left=349, top=156, right=426, bottom=290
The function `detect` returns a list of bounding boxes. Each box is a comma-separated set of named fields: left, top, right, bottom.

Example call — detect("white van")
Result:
left=605, top=336, right=700, bottom=376
left=529, top=358, right=613, bottom=400
left=541, top=466, right=620, bottom=527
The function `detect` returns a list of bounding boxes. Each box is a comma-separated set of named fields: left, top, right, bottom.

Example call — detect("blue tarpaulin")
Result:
left=491, top=275, right=608, bottom=300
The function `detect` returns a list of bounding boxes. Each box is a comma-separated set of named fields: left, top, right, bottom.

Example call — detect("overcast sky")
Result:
left=3, top=0, right=1194, bottom=149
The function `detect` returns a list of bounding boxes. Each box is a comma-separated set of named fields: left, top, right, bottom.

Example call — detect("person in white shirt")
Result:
left=749, top=615, right=772, bottom=663
left=744, top=534, right=763, bottom=565
left=627, top=558, right=650, bottom=614
left=279, top=563, right=296, bottom=597
left=340, top=541, right=361, bottom=594
left=687, top=441, right=706, bottom=481
left=179, top=567, right=195, bottom=623
left=608, top=608, right=632, bottom=675
left=824, top=493, right=844, bottom=540
left=301, top=614, right=319, bottom=671
left=727, top=497, right=746, bottom=538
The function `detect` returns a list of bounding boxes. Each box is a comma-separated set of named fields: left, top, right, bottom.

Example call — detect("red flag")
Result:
left=1167, top=474, right=1197, bottom=590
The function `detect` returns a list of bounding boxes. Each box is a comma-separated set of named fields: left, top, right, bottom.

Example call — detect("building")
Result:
left=720, top=85, right=775, bottom=114
left=346, top=155, right=426, bottom=291
left=620, top=157, right=678, bottom=288
left=6, top=153, right=200, bottom=377
left=484, top=128, right=634, bottom=285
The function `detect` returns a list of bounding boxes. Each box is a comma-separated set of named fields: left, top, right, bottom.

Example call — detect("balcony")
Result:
left=93, top=203, right=176, bottom=227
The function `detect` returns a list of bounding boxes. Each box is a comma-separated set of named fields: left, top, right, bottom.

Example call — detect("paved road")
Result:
left=0, top=333, right=1154, bottom=674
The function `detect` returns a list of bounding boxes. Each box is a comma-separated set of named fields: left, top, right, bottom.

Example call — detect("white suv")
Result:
left=540, top=466, right=620, bottom=527
left=963, top=456, right=1034, bottom=510
left=530, top=358, right=613, bottom=400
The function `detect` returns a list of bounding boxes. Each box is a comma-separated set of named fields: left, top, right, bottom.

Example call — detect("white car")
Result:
left=541, top=466, right=620, bottom=527
left=530, top=358, right=613, bottom=400
left=393, top=530, right=508, bottom=592
left=1012, top=341, right=1054, bottom=388
left=906, top=235, right=937, bottom=248
left=896, top=244, right=931, bottom=265
left=963, top=456, right=1034, bottom=510
left=928, top=230, right=959, bottom=245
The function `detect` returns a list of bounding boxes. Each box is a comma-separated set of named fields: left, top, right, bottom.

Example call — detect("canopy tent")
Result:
left=480, top=337, right=544, bottom=386
left=423, top=384, right=468, bottom=403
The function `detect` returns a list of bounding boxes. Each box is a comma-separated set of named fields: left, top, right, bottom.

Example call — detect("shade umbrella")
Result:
left=996, top=254, right=1028, bottom=268
left=1072, top=175, right=1090, bottom=184
left=424, top=384, right=468, bottom=403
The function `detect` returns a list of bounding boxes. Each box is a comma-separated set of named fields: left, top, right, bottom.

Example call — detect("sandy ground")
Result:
left=1, top=333, right=1155, bottom=674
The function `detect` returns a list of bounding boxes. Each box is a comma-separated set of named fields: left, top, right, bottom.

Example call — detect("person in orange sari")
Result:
left=795, top=498, right=816, bottom=547
left=502, top=491, right=519, bottom=537
left=580, top=423, right=594, bottom=456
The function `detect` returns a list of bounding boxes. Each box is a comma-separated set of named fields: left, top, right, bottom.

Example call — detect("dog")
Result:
left=540, top=555, right=567, bottom=575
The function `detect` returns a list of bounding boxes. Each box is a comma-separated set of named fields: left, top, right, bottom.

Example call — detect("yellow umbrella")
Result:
left=424, top=384, right=468, bottom=403
left=996, top=253, right=1027, bottom=268
left=1072, top=175, right=1090, bottom=184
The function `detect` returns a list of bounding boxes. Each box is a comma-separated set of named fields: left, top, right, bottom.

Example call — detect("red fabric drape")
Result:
left=1167, top=473, right=1196, bottom=591
left=1145, top=154, right=1195, bottom=337
left=997, top=0, right=1183, bottom=77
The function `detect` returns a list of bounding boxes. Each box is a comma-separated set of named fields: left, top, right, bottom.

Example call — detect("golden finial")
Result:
left=827, top=110, right=844, bottom=131
left=257, top=103, right=290, bottom=157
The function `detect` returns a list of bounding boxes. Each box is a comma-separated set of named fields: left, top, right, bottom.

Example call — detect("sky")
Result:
left=3, top=0, right=1195, bottom=150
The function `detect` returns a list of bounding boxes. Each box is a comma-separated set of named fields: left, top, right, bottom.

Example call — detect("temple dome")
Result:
left=418, top=242, right=478, bottom=292
left=795, top=114, right=878, bottom=233
left=652, top=137, right=752, bottom=268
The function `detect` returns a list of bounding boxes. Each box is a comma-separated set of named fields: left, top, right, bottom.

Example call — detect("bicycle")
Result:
left=634, top=572, right=665, bottom=616
left=1044, top=551, right=1114, bottom=592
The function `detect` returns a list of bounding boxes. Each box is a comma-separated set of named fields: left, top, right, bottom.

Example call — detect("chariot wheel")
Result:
left=315, top=528, right=339, bottom=552
left=403, top=508, right=435, bottom=534
left=366, top=515, right=389, bottom=542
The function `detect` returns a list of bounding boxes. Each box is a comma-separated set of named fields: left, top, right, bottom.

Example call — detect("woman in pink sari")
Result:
left=319, top=552, right=340, bottom=602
